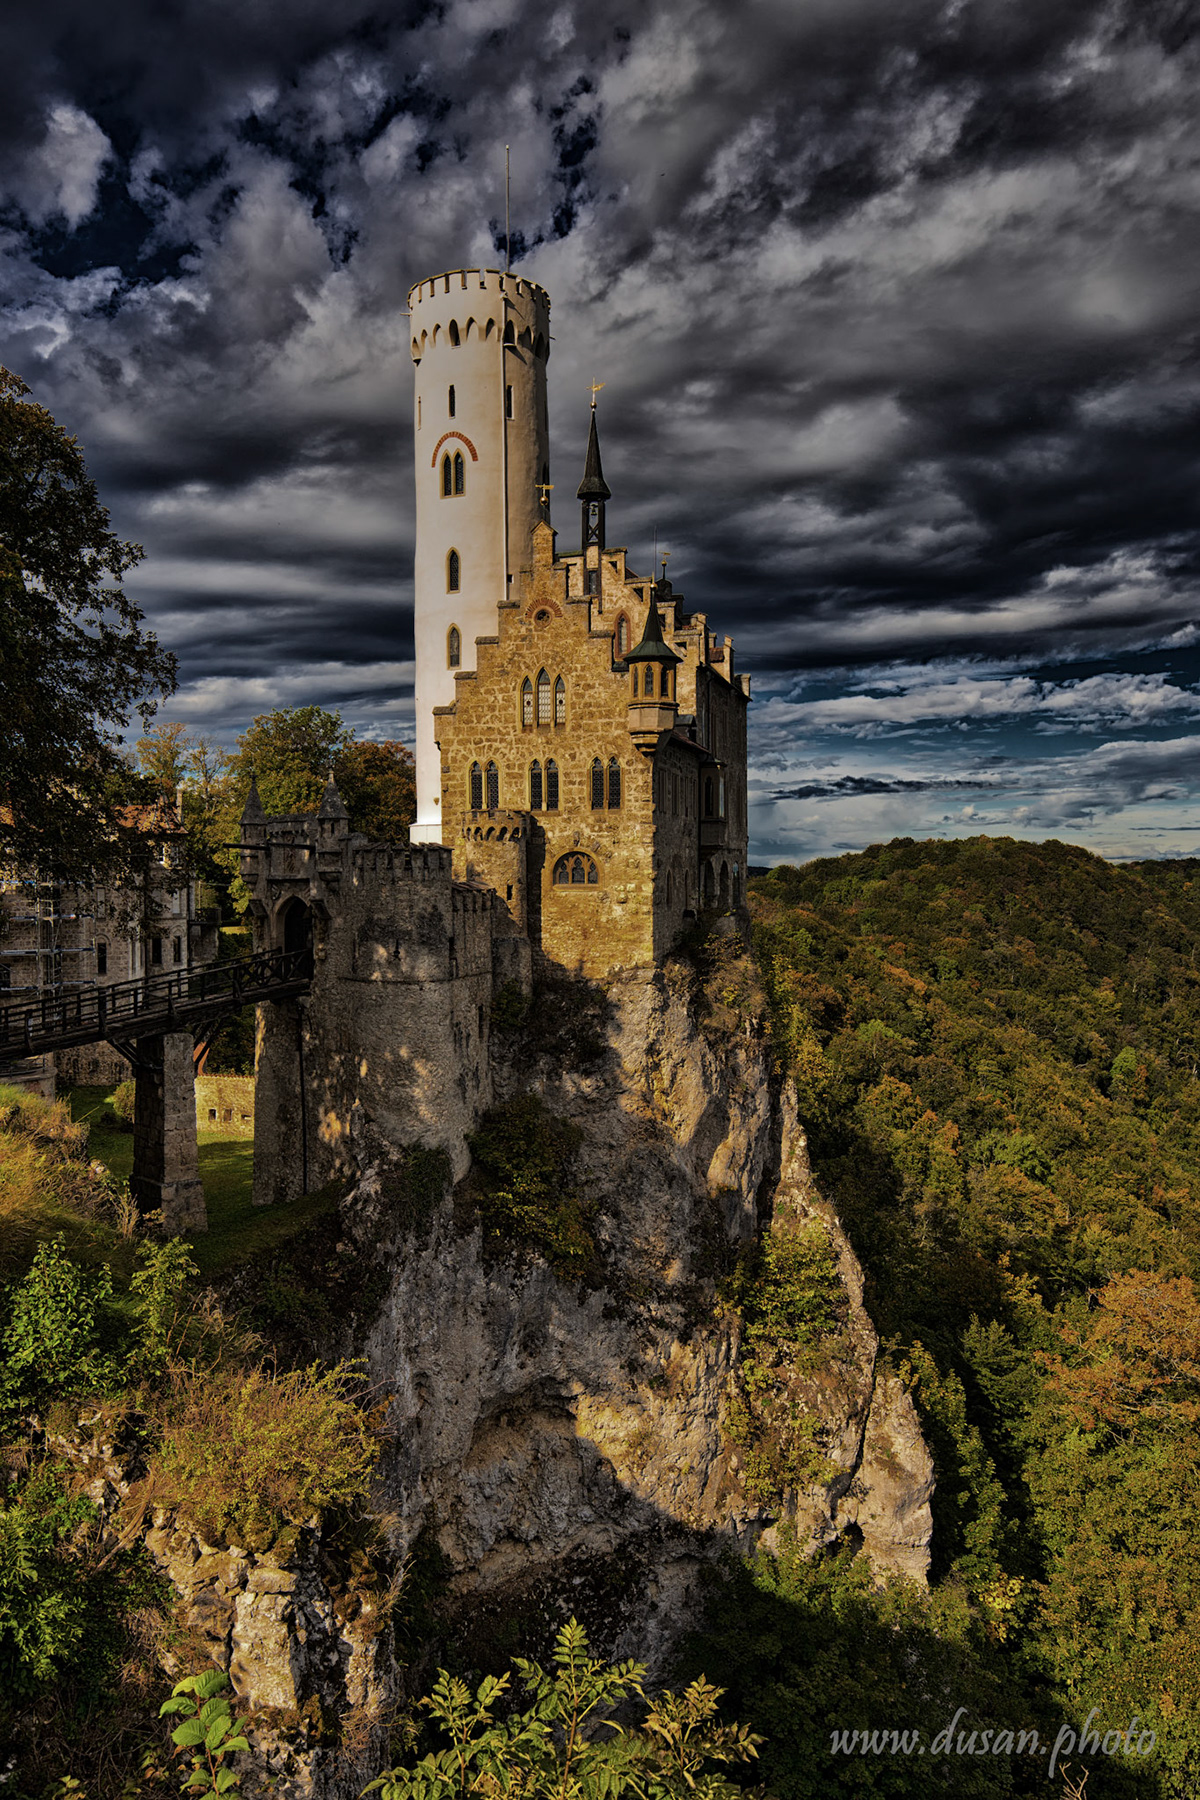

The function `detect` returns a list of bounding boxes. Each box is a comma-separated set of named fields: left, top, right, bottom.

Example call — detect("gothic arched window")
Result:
left=448, top=320, right=460, bottom=345
left=447, top=549, right=460, bottom=592
left=503, top=320, right=515, bottom=344
left=615, top=615, right=629, bottom=658
left=486, top=761, right=499, bottom=810
left=447, top=625, right=461, bottom=667
left=553, top=852, right=598, bottom=886
left=529, top=761, right=543, bottom=811
left=448, top=384, right=456, bottom=417
left=545, top=758, right=559, bottom=811
left=607, top=758, right=622, bottom=809
left=536, top=668, right=552, bottom=725
left=554, top=675, right=566, bottom=725
left=521, top=677, right=534, bottom=726
left=453, top=451, right=465, bottom=495
left=590, top=758, right=604, bottom=810
left=441, top=454, right=453, bottom=496
left=469, top=762, right=483, bottom=810
left=660, top=664, right=671, bottom=697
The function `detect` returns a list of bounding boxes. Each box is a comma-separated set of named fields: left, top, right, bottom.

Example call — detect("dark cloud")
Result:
left=1, top=0, right=1199, bottom=857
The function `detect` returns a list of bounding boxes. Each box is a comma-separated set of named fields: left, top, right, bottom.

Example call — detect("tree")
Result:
left=334, top=738, right=415, bottom=844
left=136, top=722, right=193, bottom=797
left=0, top=367, right=176, bottom=881
left=228, top=706, right=352, bottom=818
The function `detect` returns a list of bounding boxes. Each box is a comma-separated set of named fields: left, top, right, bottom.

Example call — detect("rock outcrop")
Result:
left=351, top=949, right=933, bottom=1672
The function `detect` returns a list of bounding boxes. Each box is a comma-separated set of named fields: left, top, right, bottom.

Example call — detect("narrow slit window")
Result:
left=521, top=677, right=534, bottom=726
left=486, top=760, right=499, bottom=809
left=554, top=675, right=565, bottom=725
left=537, top=668, right=551, bottom=725
left=453, top=451, right=465, bottom=494
left=529, top=761, right=543, bottom=811
left=591, top=758, right=604, bottom=810
left=505, top=384, right=513, bottom=419
left=447, top=549, right=460, bottom=592
left=616, top=615, right=629, bottom=657
left=96, top=941, right=107, bottom=975
left=608, top=758, right=622, bottom=809
left=470, top=762, right=483, bottom=810
left=661, top=664, right=671, bottom=696
left=448, top=384, right=456, bottom=417
left=448, top=626, right=461, bottom=668
left=545, top=758, right=559, bottom=810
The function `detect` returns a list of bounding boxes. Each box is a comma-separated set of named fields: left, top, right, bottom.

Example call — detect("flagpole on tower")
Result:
left=505, top=145, right=511, bottom=273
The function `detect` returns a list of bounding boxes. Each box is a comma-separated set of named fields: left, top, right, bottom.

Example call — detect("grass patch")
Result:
left=64, top=1086, right=340, bottom=1278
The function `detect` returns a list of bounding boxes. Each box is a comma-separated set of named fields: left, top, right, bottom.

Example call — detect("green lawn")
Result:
left=66, top=1086, right=339, bottom=1276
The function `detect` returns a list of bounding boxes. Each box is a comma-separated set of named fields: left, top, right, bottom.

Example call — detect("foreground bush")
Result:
left=133, top=1361, right=380, bottom=1545
left=366, top=1617, right=760, bottom=1800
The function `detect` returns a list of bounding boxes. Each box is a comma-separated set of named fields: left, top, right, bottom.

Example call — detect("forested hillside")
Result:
left=697, top=838, right=1200, bottom=1798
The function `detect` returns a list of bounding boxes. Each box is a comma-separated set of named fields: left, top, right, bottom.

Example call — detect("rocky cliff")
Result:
left=352, top=941, right=933, bottom=1671
left=105, top=935, right=932, bottom=1799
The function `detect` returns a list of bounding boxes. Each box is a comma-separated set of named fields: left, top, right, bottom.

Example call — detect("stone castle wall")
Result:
left=245, top=821, right=530, bottom=1207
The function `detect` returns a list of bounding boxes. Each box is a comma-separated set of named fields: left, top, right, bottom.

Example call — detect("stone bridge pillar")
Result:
left=131, top=1030, right=207, bottom=1232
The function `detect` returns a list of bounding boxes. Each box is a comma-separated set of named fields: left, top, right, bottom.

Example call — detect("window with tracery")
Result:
left=521, top=677, right=534, bottom=726
left=529, top=761, right=543, bottom=810
left=453, top=451, right=465, bottom=495
left=545, top=758, right=559, bottom=810
left=448, top=625, right=461, bottom=667
left=607, top=758, right=622, bottom=809
left=469, top=761, right=483, bottom=810
left=485, top=760, right=499, bottom=809
left=537, top=669, right=551, bottom=725
left=590, top=758, right=604, bottom=809
left=554, top=675, right=566, bottom=725
left=442, top=454, right=453, bottom=496
left=553, top=852, right=598, bottom=886
left=447, top=550, right=460, bottom=592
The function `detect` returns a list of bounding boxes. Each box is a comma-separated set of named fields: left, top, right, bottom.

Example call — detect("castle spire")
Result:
left=577, top=402, right=610, bottom=569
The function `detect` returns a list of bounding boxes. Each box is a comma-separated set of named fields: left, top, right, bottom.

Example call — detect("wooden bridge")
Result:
left=0, top=949, right=312, bottom=1234
left=0, top=948, right=312, bottom=1061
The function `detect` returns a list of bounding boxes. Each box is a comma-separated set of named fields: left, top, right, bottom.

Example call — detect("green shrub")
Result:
left=467, top=1095, right=594, bottom=1275
left=111, top=1080, right=136, bottom=1126
left=134, top=1361, right=379, bottom=1546
left=0, top=1235, right=122, bottom=1421
left=366, top=1617, right=760, bottom=1800
left=722, top=1227, right=845, bottom=1501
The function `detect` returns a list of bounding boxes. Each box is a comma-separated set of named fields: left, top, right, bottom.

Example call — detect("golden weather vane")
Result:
left=660, top=548, right=671, bottom=583
left=536, top=481, right=554, bottom=505
left=589, top=379, right=605, bottom=408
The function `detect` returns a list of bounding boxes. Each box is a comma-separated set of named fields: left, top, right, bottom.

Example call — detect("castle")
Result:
left=244, top=266, right=750, bottom=1202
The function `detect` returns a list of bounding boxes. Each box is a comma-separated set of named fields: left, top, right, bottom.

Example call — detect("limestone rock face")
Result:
left=359, top=957, right=933, bottom=1671
left=143, top=1517, right=395, bottom=1800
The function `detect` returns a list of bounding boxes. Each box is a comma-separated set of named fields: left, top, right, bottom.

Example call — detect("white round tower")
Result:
left=408, top=267, right=551, bottom=844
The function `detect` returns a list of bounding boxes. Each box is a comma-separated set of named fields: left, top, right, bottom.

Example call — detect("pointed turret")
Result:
left=318, top=774, right=348, bottom=819
left=626, top=592, right=680, bottom=753
left=576, top=409, right=611, bottom=503
left=578, top=404, right=610, bottom=571
left=240, top=778, right=265, bottom=826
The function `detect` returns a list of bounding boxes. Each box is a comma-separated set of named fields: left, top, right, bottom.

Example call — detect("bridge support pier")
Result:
left=131, top=1031, right=207, bottom=1233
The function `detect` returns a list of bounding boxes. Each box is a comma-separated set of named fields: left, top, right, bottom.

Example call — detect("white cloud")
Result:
left=5, top=104, right=111, bottom=229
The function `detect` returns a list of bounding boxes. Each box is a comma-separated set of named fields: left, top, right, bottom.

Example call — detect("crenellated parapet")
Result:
left=242, top=778, right=530, bottom=1207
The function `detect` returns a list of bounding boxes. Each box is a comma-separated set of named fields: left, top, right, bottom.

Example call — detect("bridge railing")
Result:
left=0, top=947, right=313, bottom=1058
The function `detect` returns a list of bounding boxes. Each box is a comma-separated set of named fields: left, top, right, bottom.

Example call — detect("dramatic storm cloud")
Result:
left=2, top=0, right=1199, bottom=862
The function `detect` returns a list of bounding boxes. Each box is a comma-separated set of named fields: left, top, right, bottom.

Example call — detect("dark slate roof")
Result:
left=626, top=591, right=682, bottom=664
left=240, top=778, right=265, bottom=823
left=318, top=775, right=349, bottom=819
left=576, top=408, right=612, bottom=501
